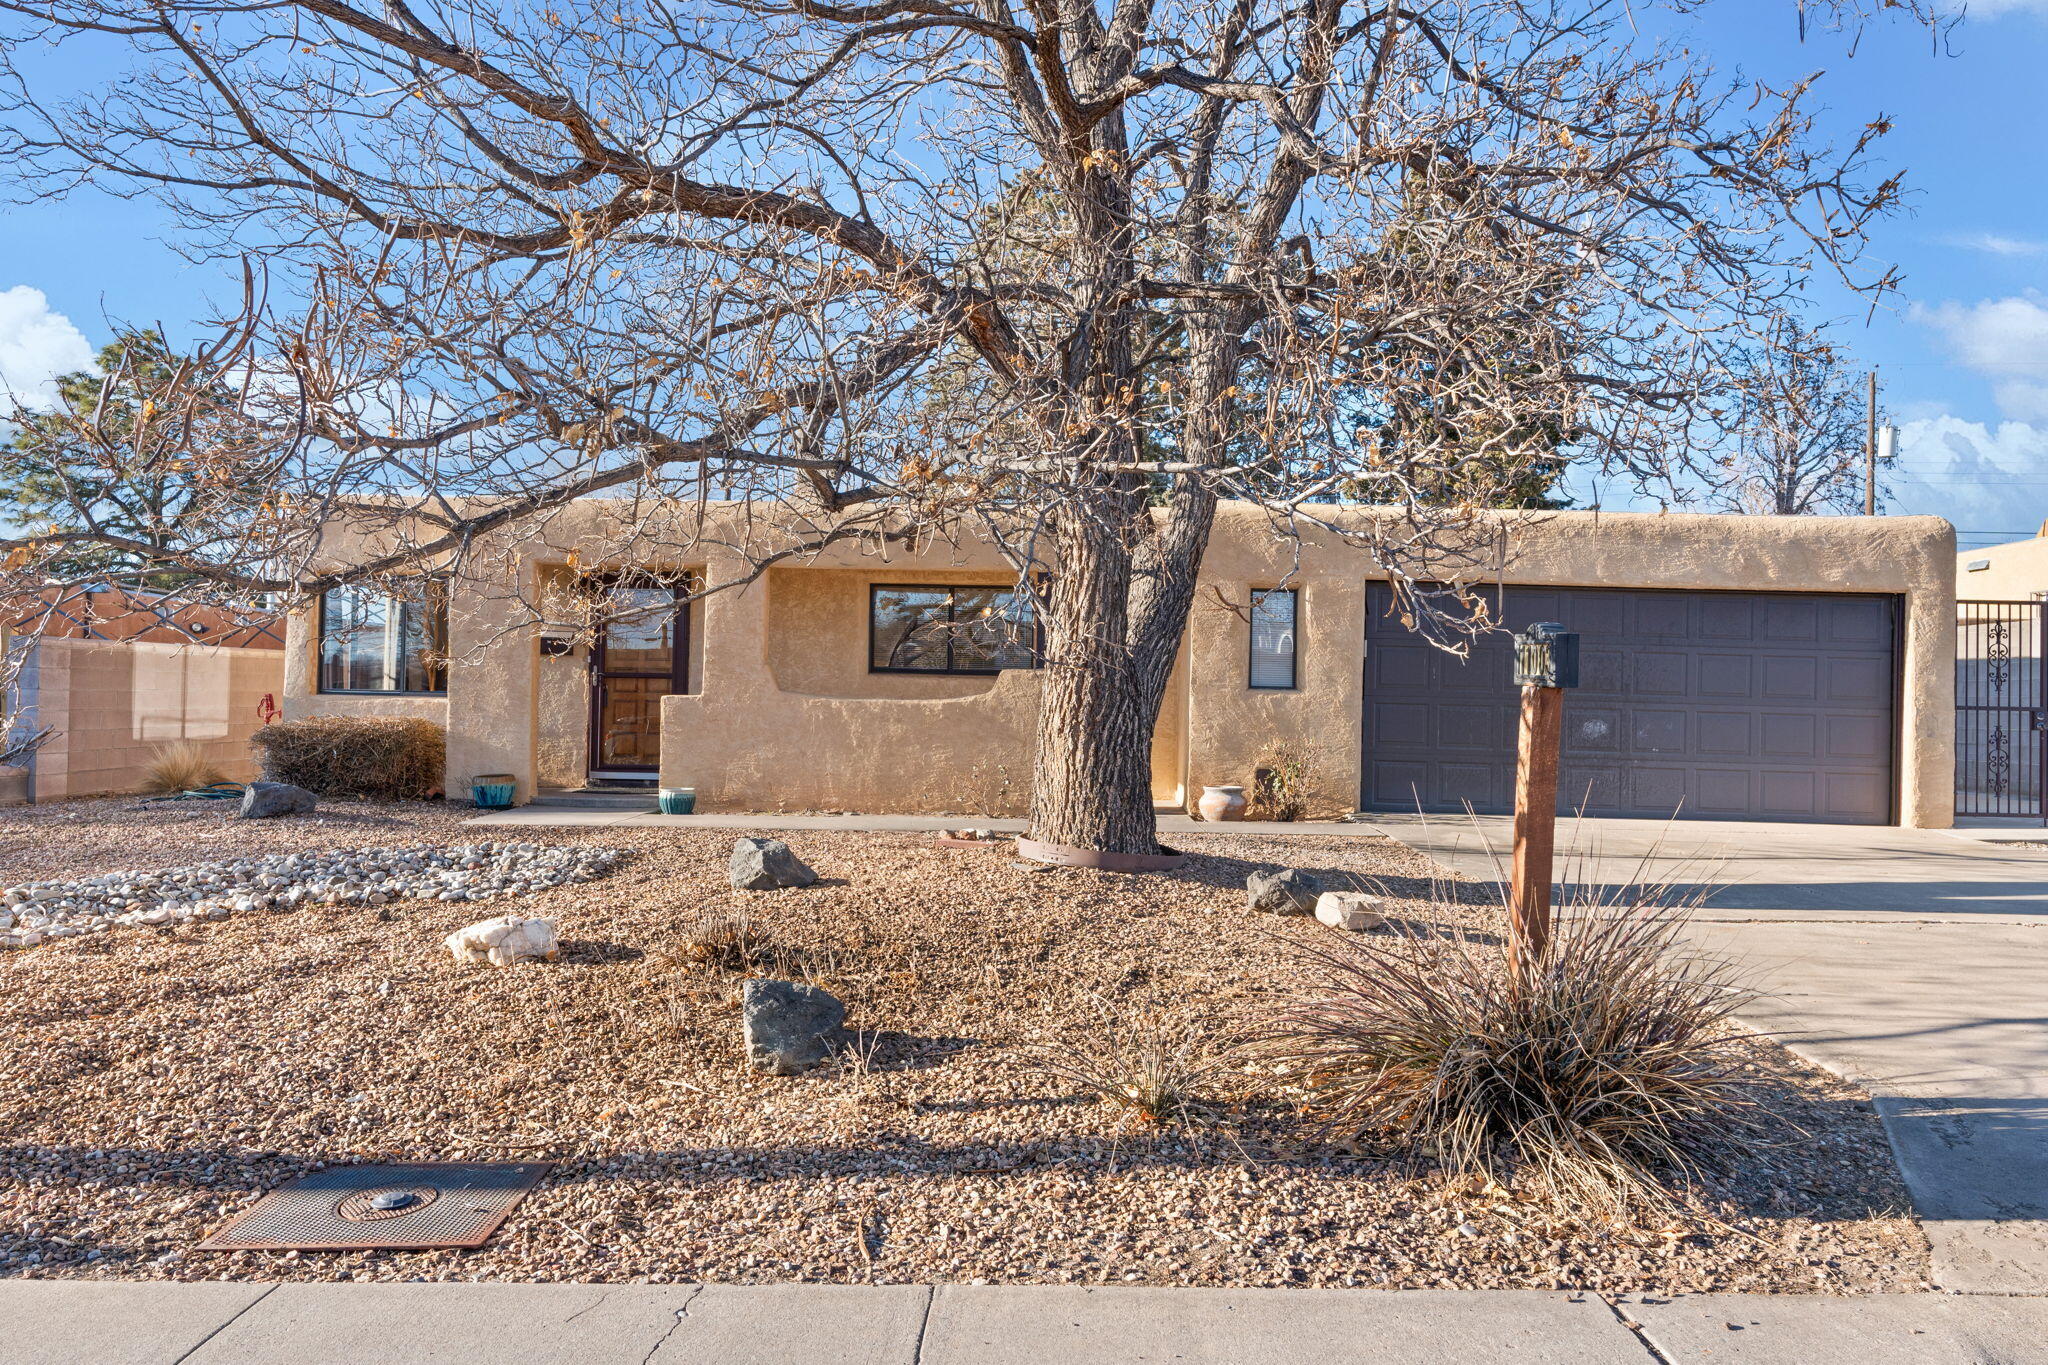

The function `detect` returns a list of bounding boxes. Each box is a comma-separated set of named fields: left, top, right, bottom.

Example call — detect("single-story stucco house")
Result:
left=280, top=502, right=1958, bottom=827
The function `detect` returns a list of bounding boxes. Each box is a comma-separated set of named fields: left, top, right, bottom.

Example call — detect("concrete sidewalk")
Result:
left=7, top=1281, right=2047, bottom=1365
left=1372, top=813, right=2048, bottom=1296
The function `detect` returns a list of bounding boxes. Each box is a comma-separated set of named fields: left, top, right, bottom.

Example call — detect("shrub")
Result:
left=1249, top=741, right=1326, bottom=821
left=1257, top=894, right=1761, bottom=1216
left=248, top=715, right=445, bottom=799
left=140, top=739, right=227, bottom=794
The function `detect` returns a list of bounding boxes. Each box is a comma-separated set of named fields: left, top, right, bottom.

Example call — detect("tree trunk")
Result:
left=1027, top=499, right=1163, bottom=855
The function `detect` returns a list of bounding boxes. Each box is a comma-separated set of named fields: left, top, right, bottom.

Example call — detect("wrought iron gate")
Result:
left=1956, top=600, right=2046, bottom=821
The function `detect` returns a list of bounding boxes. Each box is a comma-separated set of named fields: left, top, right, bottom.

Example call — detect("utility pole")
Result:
left=1865, top=369, right=1878, bottom=517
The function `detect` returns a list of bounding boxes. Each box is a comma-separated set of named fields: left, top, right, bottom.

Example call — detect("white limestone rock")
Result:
left=1314, top=891, right=1387, bottom=932
left=444, top=914, right=562, bottom=967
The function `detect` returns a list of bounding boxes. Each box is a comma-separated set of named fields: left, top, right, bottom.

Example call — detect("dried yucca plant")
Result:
left=1258, top=866, right=1763, bottom=1218
left=139, top=739, right=227, bottom=794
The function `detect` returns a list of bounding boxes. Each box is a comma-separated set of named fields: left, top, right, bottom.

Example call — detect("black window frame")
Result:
left=1248, top=586, right=1299, bottom=691
left=315, top=581, right=450, bottom=696
left=867, top=583, right=1041, bottom=677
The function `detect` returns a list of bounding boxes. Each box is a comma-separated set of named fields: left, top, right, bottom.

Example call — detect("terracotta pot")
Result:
left=1197, top=785, right=1248, bottom=822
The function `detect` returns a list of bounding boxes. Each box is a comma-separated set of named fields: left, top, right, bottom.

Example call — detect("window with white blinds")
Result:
left=1249, top=588, right=1297, bottom=689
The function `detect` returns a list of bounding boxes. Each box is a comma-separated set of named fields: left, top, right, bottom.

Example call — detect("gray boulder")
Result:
left=239, top=781, right=317, bottom=820
left=729, top=837, right=818, bottom=891
left=1247, top=867, right=1321, bottom=915
left=742, top=978, right=846, bottom=1075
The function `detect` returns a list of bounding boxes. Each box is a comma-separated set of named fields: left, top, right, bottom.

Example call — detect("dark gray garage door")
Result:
left=1362, top=585, right=1900, bottom=824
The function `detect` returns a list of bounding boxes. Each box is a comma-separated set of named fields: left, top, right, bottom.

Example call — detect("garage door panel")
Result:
left=1564, top=763, right=1623, bottom=811
left=1634, top=596, right=1691, bottom=637
left=1433, top=762, right=1506, bottom=811
left=1698, top=597, right=1755, bottom=639
left=1758, top=770, right=1820, bottom=816
left=1758, top=712, right=1817, bottom=759
left=1363, top=585, right=1897, bottom=824
left=1695, top=768, right=1754, bottom=814
left=1697, top=711, right=1754, bottom=756
left=1578, top=649, right=1628, bottom=694
left=1762, top=598, right=1821, bottom=642
left=1826, top=656, right=1890, bottom=704
left=1825, top=597, right=1891, bottom=643
left=1634, top=652, right=1689, bottom=696
left=1567, top=707, right=1622, bottom=753
left=1630, top=709, right=1687, bottom=753
left=1629, top=765, right=1689, bottom=813
left=1697, top=654, right=1755, bottom=698
left=1761, top=655, right=1819, bottom=700
left=1371, top=643, right=1433, bottom=689
left=1825, top=772, right=1889, bottom=822
left=1435, top=703, right=1501, bottom=750
left=1825, top=713, right=1888, bottom=761
left=1371, top=701, right=1430, bottom=743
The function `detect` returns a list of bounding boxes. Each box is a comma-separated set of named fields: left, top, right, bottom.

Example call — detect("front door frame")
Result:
left=586, top=574, right=691, bottom=779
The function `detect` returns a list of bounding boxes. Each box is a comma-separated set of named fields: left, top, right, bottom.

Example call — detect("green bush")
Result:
left=249, top=715, right=445, bottom=799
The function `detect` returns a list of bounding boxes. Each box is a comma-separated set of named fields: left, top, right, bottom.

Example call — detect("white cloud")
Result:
left=0, top=286, right=96, bottom=409
left=1945, top=0, right=2048, bottom=16
left=1911, top=292, right=2048, bottom=422
left=1947, top=232, right=2048, bottom=257
left=1889, top=414, right=2048, bottom=539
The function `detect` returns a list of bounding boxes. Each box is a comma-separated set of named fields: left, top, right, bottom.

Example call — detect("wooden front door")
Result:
left=588, top=582, right=688, bottom=777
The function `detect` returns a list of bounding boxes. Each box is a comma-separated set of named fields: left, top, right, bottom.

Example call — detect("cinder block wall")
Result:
left=19, top=638, right=285, bottom=800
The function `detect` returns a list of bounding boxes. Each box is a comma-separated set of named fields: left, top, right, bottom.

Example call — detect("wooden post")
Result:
left=1509, top=682, right=1564, bottom=972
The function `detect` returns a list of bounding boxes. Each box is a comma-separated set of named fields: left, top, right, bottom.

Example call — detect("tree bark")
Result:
left=1027, top=496, right=1164, bottom=855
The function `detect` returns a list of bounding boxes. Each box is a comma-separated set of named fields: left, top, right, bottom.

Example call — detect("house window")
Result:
left=870, top=584, right=1038, bottom=675
left=318, top=582, right=448, bottom=694
left=1249, top=588, right=1297, bottom=689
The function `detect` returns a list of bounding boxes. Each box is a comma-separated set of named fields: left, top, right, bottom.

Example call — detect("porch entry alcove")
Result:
left=586, top=578, right=690, bottom=783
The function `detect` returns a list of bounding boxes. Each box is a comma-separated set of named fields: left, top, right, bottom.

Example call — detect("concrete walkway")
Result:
left=466, top=808, right=1389, bottom=837
left=1370, top=813, right=2048, bottom=1296
left=7, top=1281, right=2047, bottom=1364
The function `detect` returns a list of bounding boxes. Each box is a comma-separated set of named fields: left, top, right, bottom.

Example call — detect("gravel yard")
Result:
left=0, top=799, right=1928, bottom=1292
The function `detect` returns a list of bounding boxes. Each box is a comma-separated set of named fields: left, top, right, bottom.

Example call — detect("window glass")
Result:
left=871, top=585, right=1036, bottom=674
left=1249, top=588, right=1297, bottom=689
left=319, top=583, right=447, bottom=693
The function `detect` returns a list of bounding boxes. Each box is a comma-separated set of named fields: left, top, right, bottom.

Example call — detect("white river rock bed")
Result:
left=0, top=841, right=623, bottom=950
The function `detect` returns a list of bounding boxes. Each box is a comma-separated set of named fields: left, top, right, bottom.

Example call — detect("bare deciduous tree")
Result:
left=1712, top=320, right=1885, bottom=516
left=0, top=0, right=1922, bottom=851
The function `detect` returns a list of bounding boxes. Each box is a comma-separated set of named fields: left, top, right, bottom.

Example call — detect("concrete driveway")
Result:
left=1368, top=813, right=2048, bottom=1295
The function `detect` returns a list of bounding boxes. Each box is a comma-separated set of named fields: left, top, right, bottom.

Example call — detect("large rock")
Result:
left=730, top=837, right=818, bottom=891
left=444, top=914, right=560, bottom=966
left=1315, top=890, right=1387, bottom=932
left=1246, top=867, right=1321, bottom=915
left=742, top=978, right=845, bottom=1074
left=239, top=781, right=317, bottom=820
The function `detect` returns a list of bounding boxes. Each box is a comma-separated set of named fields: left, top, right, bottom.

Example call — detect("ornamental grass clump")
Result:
left=1031, top=1009, right=1234, bottom=1128
left=140, top=739, right=227, bottom=794
left=1261, top=890, right=1762, bottom=1217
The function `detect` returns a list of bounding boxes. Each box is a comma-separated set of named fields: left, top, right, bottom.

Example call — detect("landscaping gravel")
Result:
left=0, top=799, right=1929, bottom=1293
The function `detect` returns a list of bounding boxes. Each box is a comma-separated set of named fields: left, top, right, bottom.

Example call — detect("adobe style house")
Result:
left=281, top=501, right=1958, bottom=827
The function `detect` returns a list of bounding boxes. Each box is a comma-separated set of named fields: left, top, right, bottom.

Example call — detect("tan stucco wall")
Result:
left=1958, top=529, right=2048, bottom=604
left=278, top=501, right=1957, bottom=826
left=24, top=638, right=284, bottom=800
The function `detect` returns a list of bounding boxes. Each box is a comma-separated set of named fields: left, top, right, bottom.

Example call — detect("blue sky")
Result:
left=1, top=1, right=2045, bottom=544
